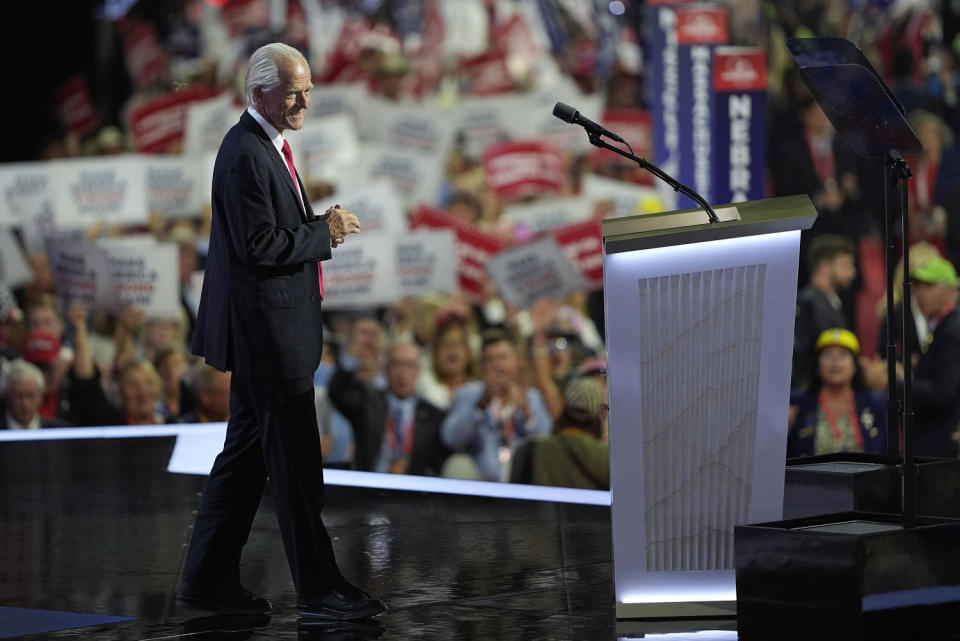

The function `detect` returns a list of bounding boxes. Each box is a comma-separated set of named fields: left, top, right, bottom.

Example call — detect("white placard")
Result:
left=49, top=156, right=149, bottom=227
left=582, top=174, right=661, bottom=217
left=395, top=230, right=457, bottom=297
left=285, top=114, right=361, bottom=185
left=502, top=196, right=592, bottom=237
left=145, top=156, right=204, bottom=218
left=100, top=242, right=180, bottom=318
left=322, top=234, right=398, bottom=309
left=46, top=230, right=105, bottom=309
left=510, top=88, right=605, bottom=155
left=450, top=95, right=516, bottom=159
left=485, top=237, right=589, bottom=307
left=306, top=83, right=369, bottom=120
left=0, top=162, right=59, bottom=230
left=0, top=230, right=33, bottom=287
left=312, top=181, right=407, bottom=235
left=357, top=144, right=443, bottom=207
left=182, top=92, right=233, bottom=158
left=366, top=98, right=455, bottom=159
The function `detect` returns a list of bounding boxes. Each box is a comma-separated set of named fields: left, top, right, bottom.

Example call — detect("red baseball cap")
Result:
left=21, top=330, right=61, bottom=365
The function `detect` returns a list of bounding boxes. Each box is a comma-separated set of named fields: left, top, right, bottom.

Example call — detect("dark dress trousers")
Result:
left=182, top=111, right=344, bottom=601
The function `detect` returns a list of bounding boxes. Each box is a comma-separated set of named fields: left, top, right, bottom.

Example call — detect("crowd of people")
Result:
left=3, top=0, right=960, bottom=488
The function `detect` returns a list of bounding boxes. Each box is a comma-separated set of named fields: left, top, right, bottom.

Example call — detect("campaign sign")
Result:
left=286, top=115, right=361, bottom=184
left=54, top=75, right=100, bottom=138
left=644, top=0, right=694, bottom=206
left=145, top=156, right=204, bottom=218
left=582, top=174, right=662, bottom=217
left=98, top=240, right=180, bottom=318
left=306, top=84, right=369, bottom=120
left=182, top=92, right=233, bottom=158
left=46, top=230, right=104, bottom=308
left=517, top=89, right=603, bottom=155
left=0, top=230, right=33, bottom=287
left=359, top=145, right=444, bottom=206
left=485, top=237, right=589, bottom=308
left=450, top=95, right=515, bottom=160
left=550, top=219, right=603, bottom=289
left=503, top=196, right=592, bottom=239
left=483, top=140, right=567, bottom=203
left=395, top=230, right=457, bottom=297
left=127, top=86, right=212, bottom=153
left=366, top=99, right=454, bottom=158
left=712, top=47, right=767, bottom=204
left=312, top=181, right=407, bottom=235
left=124, top=22, right=168, bottom=90
left=0, top=163, right=56, bottom=229
left=49, top=156, right=148, bottom=227
left=589, top=108, right=653, bottom=178
left=409, top=205, right=507, bottom=301
left=322, top=234, right=398, bottom=309
left=675, top=4, right=728, bottom=208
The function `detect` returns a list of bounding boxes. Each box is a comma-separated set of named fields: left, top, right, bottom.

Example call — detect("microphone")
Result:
left=552, top=102, right=626, bottom=143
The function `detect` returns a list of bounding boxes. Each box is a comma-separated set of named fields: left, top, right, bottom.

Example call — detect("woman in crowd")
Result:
left=416, top=309, right=477, bottom=410
left=67, top=304, right=168, bottom=426
left=788, top=328, right=887, bottom=458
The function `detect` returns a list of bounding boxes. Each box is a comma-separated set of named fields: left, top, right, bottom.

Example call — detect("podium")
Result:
left=602, top=194, right=816, bottom=624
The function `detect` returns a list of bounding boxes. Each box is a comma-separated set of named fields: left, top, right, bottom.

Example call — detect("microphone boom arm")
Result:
left=587, top=133, right=720, bottom=224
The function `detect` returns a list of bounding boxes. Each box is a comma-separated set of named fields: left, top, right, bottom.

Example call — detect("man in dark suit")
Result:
left=0, top=359, right=72, bottom=429
left=330, top=342, right=449, bottom=476
left=908, top=257, right=960, bottom=458
left=792, top=235, right=858, bottom=389
left=178, top=43, right=386, bottom=621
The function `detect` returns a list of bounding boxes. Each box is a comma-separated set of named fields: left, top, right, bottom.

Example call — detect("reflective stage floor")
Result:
left=1, top=436, right=620, bottom=640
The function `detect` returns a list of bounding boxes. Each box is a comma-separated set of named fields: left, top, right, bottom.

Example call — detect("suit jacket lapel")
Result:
left=241, top=112, right=309, bottom=222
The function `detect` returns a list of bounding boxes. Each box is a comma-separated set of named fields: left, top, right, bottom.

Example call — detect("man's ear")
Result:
left=252, top=86, right=262, bottom=106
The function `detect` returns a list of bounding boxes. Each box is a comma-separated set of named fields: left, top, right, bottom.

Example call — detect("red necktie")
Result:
left=282, top=139, right=323, bottom=298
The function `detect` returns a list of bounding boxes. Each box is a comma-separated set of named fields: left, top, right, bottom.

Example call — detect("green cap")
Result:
left=911, top=257, right=959, bottom=287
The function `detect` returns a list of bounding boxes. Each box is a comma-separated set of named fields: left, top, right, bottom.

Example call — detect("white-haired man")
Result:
left=1, top=360, right=72, bottom=430
left=179, top=42, right=385, bottom=621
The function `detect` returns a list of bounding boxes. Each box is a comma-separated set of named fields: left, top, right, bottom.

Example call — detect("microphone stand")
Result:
left=587, top=133, right=720, bottom=224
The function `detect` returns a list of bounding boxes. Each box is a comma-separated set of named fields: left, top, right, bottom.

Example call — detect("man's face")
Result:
left=482, top=340, right=519, bottom=388
left=27, top=307, right=63, bottom=339
left=198, top=371, right=231, bottom=422
left=914, top=281, right=954, bottom=318
left=386, top=344, right=420, bottom=399
left=7, top=378, right=43, bottom=425
left=830, top=254, right=857, bottom=291
left=256, top=59, right=312, bottom=133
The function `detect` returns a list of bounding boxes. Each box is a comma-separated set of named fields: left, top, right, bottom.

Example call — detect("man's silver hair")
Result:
left=245, top=43, right=308, bottom=108
left=1, top=359, right=45, bottom=395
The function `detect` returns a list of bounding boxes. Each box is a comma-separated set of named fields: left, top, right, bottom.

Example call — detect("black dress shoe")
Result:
left=178, top=582, right=272, bottom=615
left=297, top=588, right=387, bottom=620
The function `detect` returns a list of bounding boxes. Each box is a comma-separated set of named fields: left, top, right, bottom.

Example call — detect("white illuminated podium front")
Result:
left=602, top=195, right=816, bottom=622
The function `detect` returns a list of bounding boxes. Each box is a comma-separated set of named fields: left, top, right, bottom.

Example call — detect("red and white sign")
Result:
left=459, top=53, right=516, bottom=96
left=713, top=48, right=767, bottom=92
left=675, top=6, right=728, bottom=45
left=483, top=140, right=567, bottom=203
left=54, top=75, right=100, bottom=137
left=550, top=219, right=603, bottom=289
left=124, top=22, right=169, bottom=89
left=127, top=86, right=213, bottom=153
left=410, top=205, right=507, bottom=301
left=590, top=108, right=653, bottom=181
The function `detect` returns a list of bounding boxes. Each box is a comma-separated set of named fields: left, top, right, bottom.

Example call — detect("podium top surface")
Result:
left=602, top=194, right=817, bottom=255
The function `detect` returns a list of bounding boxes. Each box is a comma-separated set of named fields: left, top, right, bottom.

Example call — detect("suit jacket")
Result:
left=912, top=307, right=960, bottom=458
left=0, top=403, right=72, bottom=429
left=193, top=111, right=332, bottom=380
left=787, top=389, right=887, bottom=458
left=328, top=368, right=449, bottom=476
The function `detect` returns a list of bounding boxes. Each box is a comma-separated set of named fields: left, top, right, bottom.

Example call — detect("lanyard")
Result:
left=819, top=388, right=863, bottom=448
left=385, top=405, right=414, bottom=457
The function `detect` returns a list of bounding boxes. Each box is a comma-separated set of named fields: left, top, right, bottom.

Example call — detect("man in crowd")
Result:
left=178, top=42, right=385, bottom=621
left=330, top=341, right=448, bottom=476
left=178, top=364, right=231, bottom=424
left=442, top=330, right=552, bottom=481
left=907, top=257, right=960, bottom=458
left=793, top=235, right=858, bottom=388
left=0, top=360, right=72, bottom=429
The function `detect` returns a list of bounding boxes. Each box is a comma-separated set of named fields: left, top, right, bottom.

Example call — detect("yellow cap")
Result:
left=814, top=328, right=860, bottom=355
